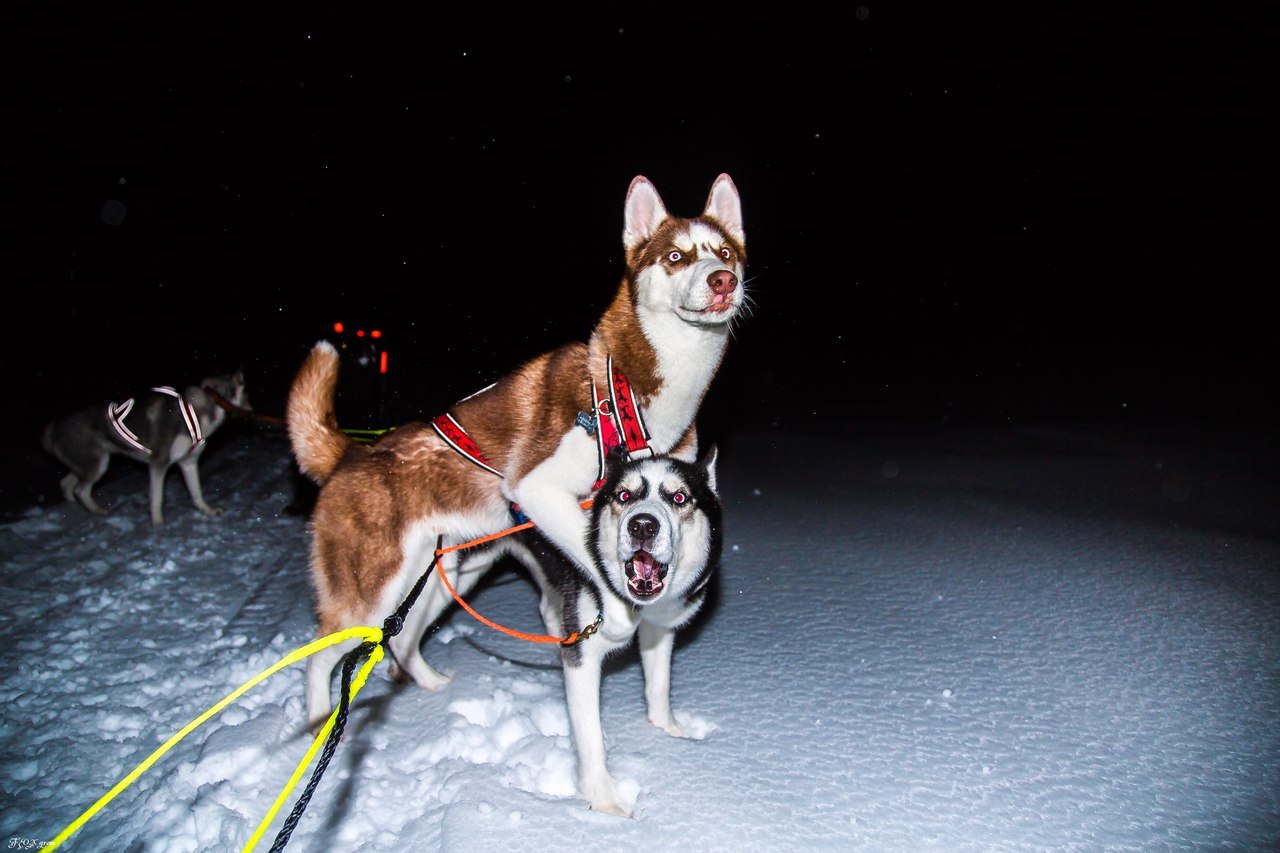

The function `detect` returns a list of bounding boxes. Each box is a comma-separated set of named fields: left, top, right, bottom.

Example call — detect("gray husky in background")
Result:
left=518, top=446, right=722, bottom=817
left=41, top=369, right=249, bottom=525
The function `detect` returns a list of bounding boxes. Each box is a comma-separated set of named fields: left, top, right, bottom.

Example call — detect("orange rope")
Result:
left=436, top=500, right=593, bottom=556
left=436, top=522, right=535, bottom=556
left=433, top=499, right=598, bottom=645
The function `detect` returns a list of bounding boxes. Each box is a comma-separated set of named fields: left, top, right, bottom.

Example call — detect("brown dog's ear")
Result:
left=703, top=174, right=744, bottom=246
left=623, top=176, right=669, bottom=252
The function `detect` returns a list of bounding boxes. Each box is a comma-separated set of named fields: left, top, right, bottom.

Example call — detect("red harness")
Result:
left=590, top=354, right=653, bottom=486
left=431, top=356, right=651, bottom=491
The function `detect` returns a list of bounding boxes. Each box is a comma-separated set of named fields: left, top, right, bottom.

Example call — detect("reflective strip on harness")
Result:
left=431, top=413, right=504, bottom=477
left=107, top=398, right=148, bottom=454
left=590, top=379, right=612, bottom=489
left=152, top=386, right=204, bottom=450
left=107, top=387, right=204, bottom=455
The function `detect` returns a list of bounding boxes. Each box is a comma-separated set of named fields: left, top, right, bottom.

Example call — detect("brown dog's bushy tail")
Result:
left=287, top=341, right=352, bottom=484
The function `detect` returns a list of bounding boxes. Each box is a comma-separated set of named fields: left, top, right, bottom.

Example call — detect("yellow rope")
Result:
left=241, top=643, right=384, bottom=852
left=46, top=626, right=383, bottom=852
left=49, top=496, right=591, bottom=849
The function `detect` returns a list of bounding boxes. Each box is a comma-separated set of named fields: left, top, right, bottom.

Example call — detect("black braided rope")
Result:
left=382, top=539, right=444, bottom=644
left=268, top=639, right=373, bottom=852
left=267, top=538, right=444, bottom=852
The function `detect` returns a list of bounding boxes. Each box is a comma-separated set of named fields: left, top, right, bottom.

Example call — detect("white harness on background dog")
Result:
left=107, top=386, right=204, bottom=456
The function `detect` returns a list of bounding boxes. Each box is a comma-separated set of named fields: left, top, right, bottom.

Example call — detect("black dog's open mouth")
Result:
left=625, top=549, right=669, bottom=600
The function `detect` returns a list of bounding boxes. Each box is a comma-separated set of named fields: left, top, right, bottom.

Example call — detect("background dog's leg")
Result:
left=177, top=454, right=223, bottom=517
left=59, top=473, right=80, bottom=505
left=563, top=651, right=632, bottom=817
left=67, top=456, right=112, bottom=516
left=147, top=461, right=169, bottom=525
left=638, top=621, right=683, bottom=737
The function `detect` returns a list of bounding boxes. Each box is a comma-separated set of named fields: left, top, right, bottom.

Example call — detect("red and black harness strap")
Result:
left=430, top=412, right=503, bottom=477
left=605, top=354, right=652, bottom=459
left=432, top=357, right=653, bottom=495
left=590, top=355, right=653, bottom=489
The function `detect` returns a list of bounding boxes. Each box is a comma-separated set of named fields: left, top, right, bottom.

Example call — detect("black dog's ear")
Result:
left=697, top=444, right=719, bottom=493
left=604, top=444, right=629, bottom=479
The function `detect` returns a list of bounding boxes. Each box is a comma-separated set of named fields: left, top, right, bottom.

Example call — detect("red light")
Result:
left=356, top=329, right=365, bottom=337
left=333, top=322, right=344, bottom=334
left=380, top=351, right=388, bottom=374
left=371, top=329, right=382, bottom=339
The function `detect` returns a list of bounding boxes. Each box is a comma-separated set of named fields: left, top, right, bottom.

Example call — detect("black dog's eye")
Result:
left=671, top=491, right=688, bottom=506
left=617, top=489, right=632, bottom=504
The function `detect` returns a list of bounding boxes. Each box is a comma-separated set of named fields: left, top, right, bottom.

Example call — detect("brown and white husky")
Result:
left=286, top=173, right=745, bottom=811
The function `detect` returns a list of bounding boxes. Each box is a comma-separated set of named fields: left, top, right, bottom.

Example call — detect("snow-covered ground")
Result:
left=2, top=419, right=1277, bottom=851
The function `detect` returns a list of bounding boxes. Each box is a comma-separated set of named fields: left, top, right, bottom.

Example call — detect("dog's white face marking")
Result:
left=205, top=369, right=250, bottom=413
left=631, top=220, right=743, bottom=448
left=229, top=372, right=249, bottom=409
left=625, top=173, right=745, bottom=329
left=636, top=220, right=745, bottom=326
left=597, top=458, right=715, bottom=606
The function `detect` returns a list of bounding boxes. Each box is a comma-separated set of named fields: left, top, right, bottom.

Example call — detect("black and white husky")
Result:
left=517, top=446, right=722, bottom=817
left=40, top=369, right=249, bottom=525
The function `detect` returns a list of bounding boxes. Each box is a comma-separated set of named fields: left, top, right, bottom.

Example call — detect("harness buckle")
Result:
left=561, top=612, right=604, bottom=646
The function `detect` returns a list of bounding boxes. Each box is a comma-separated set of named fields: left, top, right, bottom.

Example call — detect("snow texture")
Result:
left=2, top=422, right=1278, bottom=851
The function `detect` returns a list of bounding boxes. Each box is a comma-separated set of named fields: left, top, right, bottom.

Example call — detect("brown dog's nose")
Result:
left=707, top=270, right=737, bottom=295
left=628, top=513, right=659, bottom=543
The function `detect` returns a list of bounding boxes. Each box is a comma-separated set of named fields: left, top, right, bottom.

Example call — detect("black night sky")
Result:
left=6, top=9, right=1271, bottom=512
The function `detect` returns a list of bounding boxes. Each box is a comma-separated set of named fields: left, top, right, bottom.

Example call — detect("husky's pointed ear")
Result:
left=604, top=443, right=629, bottom=479
left=703, top=174, right=744, bottom=245
left=624, top=175, right=669, bottom=251
left=698, top=443, right=719, bottom=493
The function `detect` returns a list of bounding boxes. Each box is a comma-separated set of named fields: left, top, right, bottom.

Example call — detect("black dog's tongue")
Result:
left=627, top=550, right=665, bottom=597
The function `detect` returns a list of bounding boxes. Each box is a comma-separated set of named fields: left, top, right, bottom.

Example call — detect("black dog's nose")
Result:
left=628, top=513, right=659, bottom=543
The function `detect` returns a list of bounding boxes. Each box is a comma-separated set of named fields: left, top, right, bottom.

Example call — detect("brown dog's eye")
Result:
left=668, top=250, right=683, bottom=263
left=720, top=247, right=732, bottom=260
